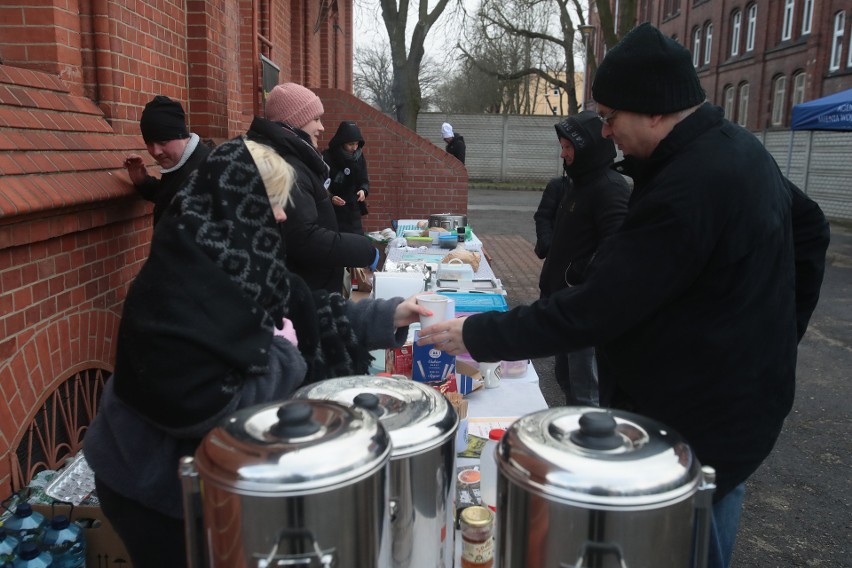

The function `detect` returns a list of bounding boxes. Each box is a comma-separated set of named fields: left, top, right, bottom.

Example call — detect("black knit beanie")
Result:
left=139, top=95, right=189, bottom=143
left=592, top=23, right=706, bottom=114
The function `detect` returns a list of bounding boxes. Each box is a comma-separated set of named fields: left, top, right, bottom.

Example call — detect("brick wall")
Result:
left=0, top=0, right=458, bottom=500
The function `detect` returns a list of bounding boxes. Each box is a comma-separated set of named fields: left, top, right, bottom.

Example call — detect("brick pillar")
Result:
left=0, top=0, right=85, bottom=95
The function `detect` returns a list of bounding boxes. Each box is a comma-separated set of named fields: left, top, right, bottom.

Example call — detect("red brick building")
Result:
left=589, top=0, right=852, bottom=129
left=0, top=0, right=466, bottom=497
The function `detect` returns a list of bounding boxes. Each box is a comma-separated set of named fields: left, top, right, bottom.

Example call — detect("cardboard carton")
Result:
left=31, top=502, right=133, bottom=568
left=412, top=331, right=456, bottom=383
left=385, top=342, right=413, bottom=377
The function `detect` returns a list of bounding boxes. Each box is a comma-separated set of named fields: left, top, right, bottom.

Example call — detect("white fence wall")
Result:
left=418, top=112, right=852, bottom=221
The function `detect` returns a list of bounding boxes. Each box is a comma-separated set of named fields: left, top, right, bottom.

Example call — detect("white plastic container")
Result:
left=479, top=428, right=505, bottom=511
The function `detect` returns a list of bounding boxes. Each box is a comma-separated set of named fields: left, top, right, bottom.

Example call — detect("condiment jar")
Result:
left=460, top=505, right=494, bottom=568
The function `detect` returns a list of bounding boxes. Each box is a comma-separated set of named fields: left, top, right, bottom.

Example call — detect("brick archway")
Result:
left=0, top=309, right=119, bottom=496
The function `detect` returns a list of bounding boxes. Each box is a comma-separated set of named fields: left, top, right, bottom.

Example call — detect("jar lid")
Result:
left=193, top=399, right=391, bottom=495
left=501, top=408, right=702, bottom=507
left=293, top=375, right=458, bottom=458
left=460, top=506, right=492, bottom=527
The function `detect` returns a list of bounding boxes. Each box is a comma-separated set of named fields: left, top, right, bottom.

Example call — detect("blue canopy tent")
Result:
left=786, top=88, right=852, bottom=174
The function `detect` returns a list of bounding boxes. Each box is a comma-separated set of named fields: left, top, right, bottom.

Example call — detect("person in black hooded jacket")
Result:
left=323, top=121, right=370, bottom=234
left=250, top=83, right=379, bottom=293
left=534, top=111, right=630, bottom=406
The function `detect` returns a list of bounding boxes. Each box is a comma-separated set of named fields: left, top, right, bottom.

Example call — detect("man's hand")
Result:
left=416, top=317, right=470, bottom=356
left=331, top=195, right=346, bottom=207
left=356, top=189, right=366, bottom=202
left=124, top=154, right=147, bottom=185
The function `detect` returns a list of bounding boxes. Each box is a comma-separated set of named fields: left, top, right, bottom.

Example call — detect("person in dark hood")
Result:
left=250, top=83, right=379, bottom=293
left=442, top=122, right=466, bottom=164
left=418, top=23, right=829, bottom=568
left=84, top=136, right=428, bottom=567
left=534, top=111, right=630, bottom=406
left=323, top=121, right=370, bottom=234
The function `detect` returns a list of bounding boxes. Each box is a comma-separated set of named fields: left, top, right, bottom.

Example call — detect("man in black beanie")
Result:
left=416, top=23, right=830, bottom=568
left=123, top=95, right=211, bottom=226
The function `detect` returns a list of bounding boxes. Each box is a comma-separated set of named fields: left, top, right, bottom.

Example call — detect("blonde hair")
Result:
left=244, top=139, right=295, bottom=211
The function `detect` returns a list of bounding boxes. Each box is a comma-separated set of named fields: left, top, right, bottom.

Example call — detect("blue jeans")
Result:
left=707, top=483, right=745, bottom=568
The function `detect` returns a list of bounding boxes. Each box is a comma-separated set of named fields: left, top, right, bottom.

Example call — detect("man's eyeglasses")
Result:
left=597, top=110, right=618, bottom=125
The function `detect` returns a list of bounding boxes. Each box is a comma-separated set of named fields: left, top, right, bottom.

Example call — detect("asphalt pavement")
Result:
left=467, top=186, right=851, bottom=567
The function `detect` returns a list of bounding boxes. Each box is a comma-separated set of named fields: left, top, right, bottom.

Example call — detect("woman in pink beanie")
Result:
left=249, top=83, right=379, bottom=293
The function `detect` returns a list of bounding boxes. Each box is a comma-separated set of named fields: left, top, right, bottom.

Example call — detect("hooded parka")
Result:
left=323, top=121, right=370, bottom=234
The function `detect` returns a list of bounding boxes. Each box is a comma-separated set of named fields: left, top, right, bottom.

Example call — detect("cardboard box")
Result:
left=385, top=343, right=413, bottom=377
left=412, top=331, right=456, bottom=382
left=31, top=502, right=133, bottom=568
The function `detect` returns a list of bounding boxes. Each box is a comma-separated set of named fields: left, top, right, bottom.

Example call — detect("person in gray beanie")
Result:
left=417, top=22, right=829, bottom=568
left=123, top=95, right=211, bottom=227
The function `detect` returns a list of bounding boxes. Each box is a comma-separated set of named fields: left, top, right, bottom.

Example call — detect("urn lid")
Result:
left=193, top=399, right=391, bottom=495
left=501, top=408, right=704, bottom=507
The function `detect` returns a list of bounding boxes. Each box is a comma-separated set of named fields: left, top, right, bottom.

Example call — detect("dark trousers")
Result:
left=554, top=348, right=600, bottom=407
left=95, top=476, right=188, bottom=568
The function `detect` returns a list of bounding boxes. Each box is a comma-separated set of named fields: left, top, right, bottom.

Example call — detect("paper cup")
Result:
left=479, top=362, right=502, bottom=389
left=417, top=294, right=450, bottom=328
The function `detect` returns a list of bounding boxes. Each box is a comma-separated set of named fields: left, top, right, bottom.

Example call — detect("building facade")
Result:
left=589, top=0, right=852, bottom=129
left=0, top=0, right=466, bottom=498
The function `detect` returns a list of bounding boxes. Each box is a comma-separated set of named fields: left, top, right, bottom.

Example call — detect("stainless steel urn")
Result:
left=293, top=375, right=459, bottom=568
left=180, top=399, right=392, bottom=568
left=495, top=408, right=716, bottom=568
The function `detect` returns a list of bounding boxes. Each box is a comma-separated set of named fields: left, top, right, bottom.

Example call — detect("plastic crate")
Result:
left=442, top=292, right=508, bottom=313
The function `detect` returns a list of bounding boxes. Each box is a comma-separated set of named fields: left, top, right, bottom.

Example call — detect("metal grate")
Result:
left=10, top=368, right=107, bottom=493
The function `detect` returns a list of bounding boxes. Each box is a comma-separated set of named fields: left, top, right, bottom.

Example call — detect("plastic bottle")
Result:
left=0, top=528, right=20, bottom=565
left=11, top=542, right=52, bottom=568
left=478, top=428, right=505, bottom=512
left=3, top=503, right=47, bottom=543
left=39, top=515, right=85, bottom=568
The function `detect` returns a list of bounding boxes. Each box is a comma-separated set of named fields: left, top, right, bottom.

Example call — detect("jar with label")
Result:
left=460, top=505, right=494, bottom=568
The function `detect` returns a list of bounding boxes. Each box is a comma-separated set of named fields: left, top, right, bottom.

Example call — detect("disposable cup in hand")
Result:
left=417, top=294, right=450, bottom=329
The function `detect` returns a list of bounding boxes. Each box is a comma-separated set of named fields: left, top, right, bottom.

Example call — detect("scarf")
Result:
left=113, top=137, right=369, bottom=429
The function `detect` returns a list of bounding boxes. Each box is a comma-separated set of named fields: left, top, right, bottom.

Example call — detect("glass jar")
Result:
left=460, top=506, right=494, bottom=568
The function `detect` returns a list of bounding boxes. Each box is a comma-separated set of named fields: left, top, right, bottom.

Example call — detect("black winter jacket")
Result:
left=322, top=121, right=370, bottom=234
left=533, top=176, right=568, bottom=259
left=446, top=134, right=466, bottom=164
left=536, top=112, right=629, bottom=296
left=135, top=135, right=210, bottom=226
left=463, top=104, right=829, bottom=500
left=246, top=117, right=376, bottom=292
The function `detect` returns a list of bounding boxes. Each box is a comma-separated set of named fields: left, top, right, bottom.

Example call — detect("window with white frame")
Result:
left=802, top=0, right=814, bottom=35
left=724, top=85, right=736, bottom=120
left=771, top=75, right=787, bottom=126
left=782, top=0, right=795, bottom=41
left=738, top=83, right=749, bottom=127
left=731, top=10, right=742, bottom=56
left=746, top=4, right=757, bottom=52
left=692, top=27, right=702, bottom=67
left=704, top=23, right=713, bottom=65
left=792, top=72, right=806, bottom=106
left=830, top=11, right=845, bottom=71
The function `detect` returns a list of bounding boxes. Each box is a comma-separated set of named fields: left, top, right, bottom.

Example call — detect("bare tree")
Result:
left=459, top=0, right=587, bottom=115
left=354, top=44, right=444, bottom=113
left=354, top=45, right=396, bottom=113
left=377, top=0, right=461, bottom=129
left=586, top=0, right=638, bottom=91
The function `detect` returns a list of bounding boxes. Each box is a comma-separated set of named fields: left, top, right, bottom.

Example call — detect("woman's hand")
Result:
left=416, top=317, right=470, bottom=356
left=393, top=294, right=433, bottom=329
left=356, top=189, right=366, bottom=202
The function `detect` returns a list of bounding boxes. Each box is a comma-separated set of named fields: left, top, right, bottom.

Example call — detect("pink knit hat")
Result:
left=265, top=83, right=325, bottom=129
